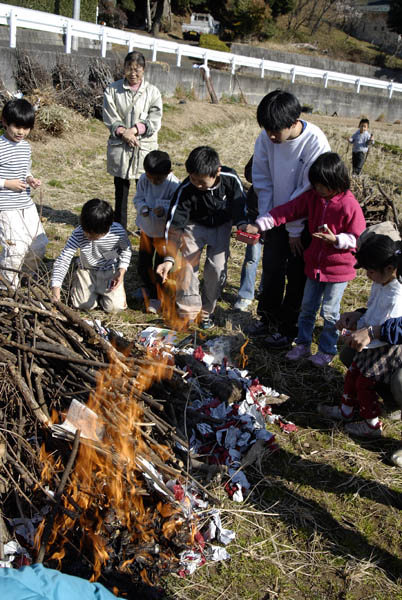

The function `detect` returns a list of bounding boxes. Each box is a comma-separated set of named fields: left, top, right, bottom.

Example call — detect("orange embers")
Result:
left=36, top=343, right=189, bottom=583
left=239, top=340, right=249, bottom=369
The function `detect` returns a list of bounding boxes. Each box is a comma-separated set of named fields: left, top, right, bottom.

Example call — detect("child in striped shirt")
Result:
left=0, top=98, right=48, bottom=288
left=51, top=199, right=132, bottom=313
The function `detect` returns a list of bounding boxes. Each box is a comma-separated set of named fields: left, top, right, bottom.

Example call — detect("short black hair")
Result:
left=185, top=146, right=220, bottom=177
left=80, top=199, right=114, bottom=234
left=359, top=118, right=369, bottom=127
left=143, top=150, right=171, bottom=175
left=309, top=152, right=350, bottom=193
left=355, top=234, right=402, bottom=279
left=124, top=51, right=146, bottom=69
left=256, top=90, right=301, bottom=131
left=2, top=98, right=35, bottom=128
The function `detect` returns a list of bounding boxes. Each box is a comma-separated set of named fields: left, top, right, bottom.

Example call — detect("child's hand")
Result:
left=156, top=261, right=173, bottom=283
left=51, top=287, right=61, bottom=303
left=5, top=179, right=26, bottom=192
left=108, top=269, right=125, bottom=291
left=153, top=206, right=165, bottom=218
left=313, top=225, right=337, bottom=245
left=240, top=223, right=259, bottom=234
left=347, top=328, right=371, bottom=352
left=26, top=176, right=41, bottom=189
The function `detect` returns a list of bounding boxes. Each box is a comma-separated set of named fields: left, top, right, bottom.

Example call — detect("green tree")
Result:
left=388, top=0, right=402, bottom=35
left=222, top=0, right=273, bottom=38
left=268, top=0, right=294, bottom=19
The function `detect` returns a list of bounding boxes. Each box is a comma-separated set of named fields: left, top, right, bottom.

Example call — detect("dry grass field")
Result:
left=28, top=98, right=402, bottom=600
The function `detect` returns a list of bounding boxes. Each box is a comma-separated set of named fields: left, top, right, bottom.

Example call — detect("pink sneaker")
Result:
left=285, top=344, right=311, bottom=361
left=308, top=351, right=335, bottom=367
left=344, top=420, right=383, bottom=438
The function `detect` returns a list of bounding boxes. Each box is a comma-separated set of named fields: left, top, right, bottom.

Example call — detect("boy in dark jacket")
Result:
left=157, top=146, right=245, bottom=329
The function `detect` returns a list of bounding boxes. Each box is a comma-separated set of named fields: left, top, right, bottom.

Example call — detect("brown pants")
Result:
left=71, top=268, right=127, bottom=313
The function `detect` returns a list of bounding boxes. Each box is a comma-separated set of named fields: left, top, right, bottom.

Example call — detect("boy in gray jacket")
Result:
left=134, top=150, right=180, bottom=313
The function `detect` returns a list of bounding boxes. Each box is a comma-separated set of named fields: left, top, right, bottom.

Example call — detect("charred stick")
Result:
left=36, top=429, right=81, bottom=563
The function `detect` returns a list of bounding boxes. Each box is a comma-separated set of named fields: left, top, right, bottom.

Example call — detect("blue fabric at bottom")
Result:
left=237, top=241, right=262, bottom=300
left=0, top=564, right=120, bottom=600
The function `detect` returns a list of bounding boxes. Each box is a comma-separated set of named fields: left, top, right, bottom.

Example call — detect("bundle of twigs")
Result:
left=351, top=178, right=401, bottom=229
left=0, top=273, right=237, bottom=585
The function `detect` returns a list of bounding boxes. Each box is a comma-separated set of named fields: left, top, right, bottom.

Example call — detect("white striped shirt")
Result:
left=0, top=135, right=33, bottom=210
left=51, top=223, right=132, bottom=287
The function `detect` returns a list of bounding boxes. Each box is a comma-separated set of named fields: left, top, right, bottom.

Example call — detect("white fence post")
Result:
left=389, top=82, right=394, bottom=99
left=176, top=45, right=182, bottom=67
left=356, top=78, right=361, bottom=94
left=291, top=67, right=296, bottom=84
left=152, top=39, right=157, bottom=62
left=100, top=26, right=107, bottom=57
left=128, top=34, right=134, bottom=52
left=65, top=20, right=72, bottom=54
left=323, top=72, right=328, bottom=88
left=9, top=8, right=17, bottom=48
left=260, top=59, right=265, bottom=79
left=231, top=56, right=236, bottom=75
left=203, top=52, right=208, bottom=68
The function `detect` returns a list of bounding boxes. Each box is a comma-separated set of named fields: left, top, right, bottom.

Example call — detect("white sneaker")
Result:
left=234, top=298, right=252, bottom=311
left=344, top=420, right=383, bottom=438
left=317, top=404, right=353, bottom=421
left=147, top=298, right=161, bottom=314
left=391, top=447, right=402, bottom=467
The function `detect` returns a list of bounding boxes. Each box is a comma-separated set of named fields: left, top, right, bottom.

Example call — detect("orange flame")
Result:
left=240, top=340, right=249, bottom=368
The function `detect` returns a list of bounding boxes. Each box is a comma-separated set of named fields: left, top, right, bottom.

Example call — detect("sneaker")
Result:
left=344, top=420, right=383, bottom=438
left=147, top=298, right=161, bottom=314
left=308, top=351, right=335, bottom=367
left=234, top=298, right=252, bottom=311
left=200, top=316, right=214, bottom=330
left=285, top=344, right=311, bottom=361
left=391, top=447, right=402, bottom=467
left=318, top=403, right=353, bottom=421
left=248, top=320, right=268, bottom=337
left=264, top=332, right=292, bottom=349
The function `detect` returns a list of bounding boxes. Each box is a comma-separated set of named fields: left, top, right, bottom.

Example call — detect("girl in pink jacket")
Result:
left=241, top=152, right=366, bottom=367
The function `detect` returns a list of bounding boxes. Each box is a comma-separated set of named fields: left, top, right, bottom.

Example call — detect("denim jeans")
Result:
left=296, top=278, right=348, bottom=355
left=237, top=241, right=262, bottom=300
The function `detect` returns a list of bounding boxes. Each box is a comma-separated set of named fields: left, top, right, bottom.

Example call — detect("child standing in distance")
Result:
left=241, top=153, right=366, bottom=366
left=156, top=146, right=245, bottom=330
left=348, top=118, right=374, bottom=175
left=51, top=199, right=132, bottom=313
left=250, top=90, right=330, bottom=348
left=133, top=150, right=180, bottom=314
left=319, top=234, right=402, bottom=438
left=0, top=98, right=48, bottom=288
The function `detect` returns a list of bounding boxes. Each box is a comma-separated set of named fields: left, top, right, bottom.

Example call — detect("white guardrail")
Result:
left=0, top=3, right=401, bottom=98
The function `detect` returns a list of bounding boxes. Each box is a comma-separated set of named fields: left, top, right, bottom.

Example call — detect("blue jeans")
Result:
left=237, top=241, right=262, bottom=300
left=296, top=278, right=348, bottom=355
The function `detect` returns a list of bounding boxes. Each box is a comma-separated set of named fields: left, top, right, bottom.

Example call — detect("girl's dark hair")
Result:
left=256, top=90, right=301, bottom=131
left=81, top=199, right=114, bottom=234
left=355, top=234, right=402, bottom=280
left=2, top=98, right=35, bottom=128
left=124, top=51, right=146, bottom=69
left=185, top=146, right=220, bottom=177
left=359, top=118, right=369, bottom=127
left=309, top=152, right=350, bottom=193
left=144, top=150, right=171, bottom=175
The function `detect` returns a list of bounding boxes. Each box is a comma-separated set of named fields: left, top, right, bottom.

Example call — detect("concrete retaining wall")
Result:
left=0, top=30, right=401, bottom=121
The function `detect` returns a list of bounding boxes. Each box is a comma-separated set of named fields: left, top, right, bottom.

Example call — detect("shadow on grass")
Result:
left=255, top=446, right=402, bottom=582
left=40, top=204, right=79, bottom=226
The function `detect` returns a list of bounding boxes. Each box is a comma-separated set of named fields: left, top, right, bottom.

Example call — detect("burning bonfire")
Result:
left=0, top=275, right=289, bottom=594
